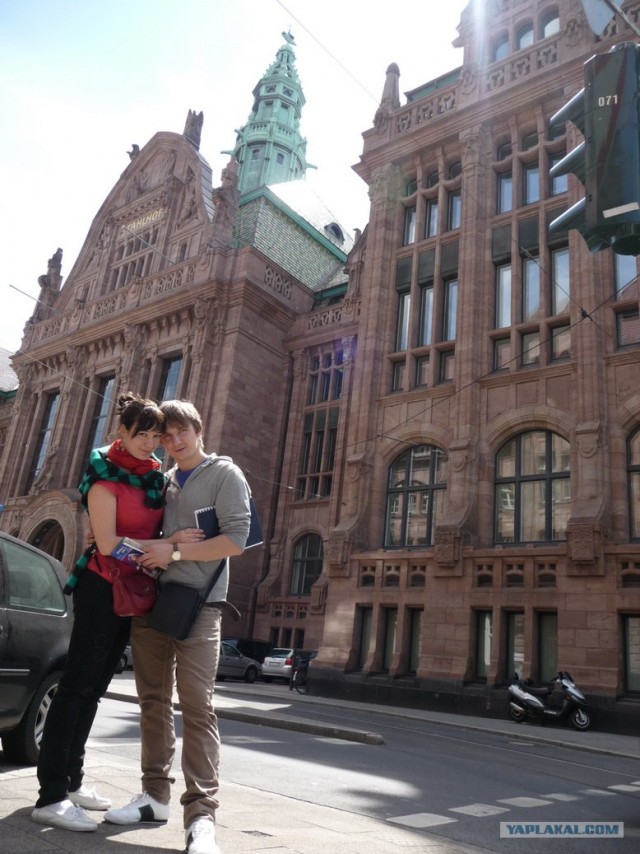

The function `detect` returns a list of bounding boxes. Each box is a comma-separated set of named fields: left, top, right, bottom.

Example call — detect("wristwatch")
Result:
left=171, top=548, right=182, bottom=562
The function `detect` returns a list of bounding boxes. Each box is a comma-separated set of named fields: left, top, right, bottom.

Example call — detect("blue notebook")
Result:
left=194, top=497, right=263, bottom=548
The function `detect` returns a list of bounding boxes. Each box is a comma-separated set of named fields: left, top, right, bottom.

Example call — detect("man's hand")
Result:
left=138, top=541, right=173, bottom=570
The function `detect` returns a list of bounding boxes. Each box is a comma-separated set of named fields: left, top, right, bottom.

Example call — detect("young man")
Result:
left=104, top=400, right=251, bottom=854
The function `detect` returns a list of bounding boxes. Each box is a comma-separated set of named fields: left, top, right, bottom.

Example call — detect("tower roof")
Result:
left=230, top=32, right=310, bottom=194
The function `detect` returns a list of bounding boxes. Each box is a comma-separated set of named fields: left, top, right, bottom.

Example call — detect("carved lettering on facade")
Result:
left=126, top=207, right=166, bottom=233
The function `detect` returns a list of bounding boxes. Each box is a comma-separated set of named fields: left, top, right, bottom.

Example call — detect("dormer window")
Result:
left=325, top=222, right=344, bottom=243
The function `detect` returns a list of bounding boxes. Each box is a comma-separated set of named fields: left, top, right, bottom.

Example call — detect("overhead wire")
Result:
left=5, top=4, right=639, bottom=501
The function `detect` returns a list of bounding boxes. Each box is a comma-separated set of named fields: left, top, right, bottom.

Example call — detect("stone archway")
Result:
left=29, top=519, right=65, bottom=562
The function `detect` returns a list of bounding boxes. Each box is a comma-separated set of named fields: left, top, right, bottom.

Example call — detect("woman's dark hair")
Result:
left=117, top=392, right=165, bottom=436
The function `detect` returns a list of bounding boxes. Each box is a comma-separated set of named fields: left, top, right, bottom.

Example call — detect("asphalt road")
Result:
left=90, top=686, right=640, bottom=853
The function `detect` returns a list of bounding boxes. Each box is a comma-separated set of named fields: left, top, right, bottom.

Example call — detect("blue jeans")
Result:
left=36, top=569, right=130, bottom=807
left=131, top=604, right=221, bottom=828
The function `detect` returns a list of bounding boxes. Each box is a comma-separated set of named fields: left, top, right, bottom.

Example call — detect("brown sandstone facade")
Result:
left=1, top=1, right=640, bottom=726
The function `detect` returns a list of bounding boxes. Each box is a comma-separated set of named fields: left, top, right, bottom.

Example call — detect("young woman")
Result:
left=32, top=392, right=200, bottom=833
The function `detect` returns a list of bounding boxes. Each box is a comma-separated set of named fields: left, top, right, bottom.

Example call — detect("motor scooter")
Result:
left=507, top=671, right=591, bottom=730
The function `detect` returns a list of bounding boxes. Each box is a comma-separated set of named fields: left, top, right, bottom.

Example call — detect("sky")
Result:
left=0, top=0, right=467, bottom=355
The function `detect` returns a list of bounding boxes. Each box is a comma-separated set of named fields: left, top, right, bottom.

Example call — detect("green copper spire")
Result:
left=231, top=31, right=309, bottom=194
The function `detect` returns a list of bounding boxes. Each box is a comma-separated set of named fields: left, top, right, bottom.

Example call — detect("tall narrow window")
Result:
left=551, top=246, right=570, bottom=315
left=28, top=392, right=60, bottom=489
left=523, top=163, right=540, bottom=204
left=475, top=611, right=493, bottom=679
left=396, top=291, right=411, bottom=351
left=425, top=200, right=439, bottom=238
left=538, top=612, right=558, bottom=682
left=85, top=376, right=115, bottom=464
left=383, top=608, right=398, bottom=670
left=506, top=612, right=525, bottom=679
left=623, top=615, right=640, bottom=691
left=615, top=253, right=637, bottom=298
left=497, top=171, right=513, bottom=213
left=495, top=264, right=511, bottom=328
left=403, top=206, right=416, bottom=245
left=443, top=278, right=458, bottom=341
left=549, top=152, right=568, bottom=196
left=495, top=430, right=571, bottom=544
left=385, top=444, right=448, bottom=547
left=357, top=606, right=373, bottom=670
left=290, top=534, right=323, bottom=596
left=159, top=356, right=182, bottom=400
left=522, top=256, right=541, bottom=321
left=447, top=191, right=461, bottom=230
left=407, top=609, right=423, bottom=673
left=629, top=428, right=640, bottom=540
left=419, top=285, right=434, bottom=345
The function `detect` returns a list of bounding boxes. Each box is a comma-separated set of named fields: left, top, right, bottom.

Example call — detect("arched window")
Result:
left=496, top=141, right=512, bottom=161
left=385, top=444, right=448, bottom=547
left=290, top=534, right=323, bottom=596
left=424, top=170, right=439, bottom=189
left=495, top=430, right=570, bottom=544
left=516, top=22, right=534, bottom=50
left=541, top=9, right=560, bottom=39
left=493, top=33, right=509, bottom=62
left=629, top=427, right=640, bottom=540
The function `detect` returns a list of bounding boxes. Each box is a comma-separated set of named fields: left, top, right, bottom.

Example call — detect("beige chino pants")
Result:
left=131, top=605, right=222, bottom=828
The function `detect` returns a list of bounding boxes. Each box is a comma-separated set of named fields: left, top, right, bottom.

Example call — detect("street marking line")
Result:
left=387, top=813, right=458, bottom=828
left=449, top=804, right=510, bottom=816
left=497, top=797, right=553, bottom=807
left=608, top=784, right=640, bottom=792
left=543, top=793, right=582, bottom=801
left=578, top=788, right=617, bottom=796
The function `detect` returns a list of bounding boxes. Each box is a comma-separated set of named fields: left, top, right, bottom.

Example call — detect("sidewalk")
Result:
left=1, top=674, right=637, bottom=854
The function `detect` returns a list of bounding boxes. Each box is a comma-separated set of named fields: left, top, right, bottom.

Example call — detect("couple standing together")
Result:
left=32, top=393, right=253, bottom=854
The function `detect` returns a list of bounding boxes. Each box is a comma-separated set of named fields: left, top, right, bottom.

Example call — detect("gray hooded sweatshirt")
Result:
left=159, top=454, right=251, bottom=602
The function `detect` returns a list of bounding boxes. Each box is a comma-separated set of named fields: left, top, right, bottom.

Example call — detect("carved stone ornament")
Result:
left=327, top=532, right=350, bottom=576
left=567, top=521, right=597, bottom=564
left=434, top=529, right=459, bottom=567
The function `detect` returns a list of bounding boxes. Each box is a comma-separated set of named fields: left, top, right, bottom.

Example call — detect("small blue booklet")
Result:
left=111, top=537, right=144, bottom=563
left=194, top=497, right=263, bottom=548
left=111, top=537, right=161, bottom=578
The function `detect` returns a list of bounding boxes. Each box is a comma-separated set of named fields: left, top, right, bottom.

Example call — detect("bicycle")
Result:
left=290, top=661, right=308, bottom=693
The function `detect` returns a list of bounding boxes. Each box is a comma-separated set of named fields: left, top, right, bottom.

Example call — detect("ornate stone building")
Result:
left=2, top=3, right=640, bottom=728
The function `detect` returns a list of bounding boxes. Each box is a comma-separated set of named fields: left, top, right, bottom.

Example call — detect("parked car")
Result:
left=222, top=637, right=273, bottom=663
left=0, top=533, right=73, bottom=764
left=115, top=644, right=133, bottom=674
left=217, top=641, right=261, bottom=683
left=261, top=648, right=317, bottom=683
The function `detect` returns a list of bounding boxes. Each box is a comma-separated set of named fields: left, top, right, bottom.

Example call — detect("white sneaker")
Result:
left=104, top=791, right=170, bottom=825
left=186, top=818, right=220, bottom=854
left=69, top=784, right=112, bottom=810
left=31, top=799, right=98, bottom=832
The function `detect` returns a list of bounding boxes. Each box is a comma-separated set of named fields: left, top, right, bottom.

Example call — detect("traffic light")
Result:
left=550, top=42, right=640, bottom=255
